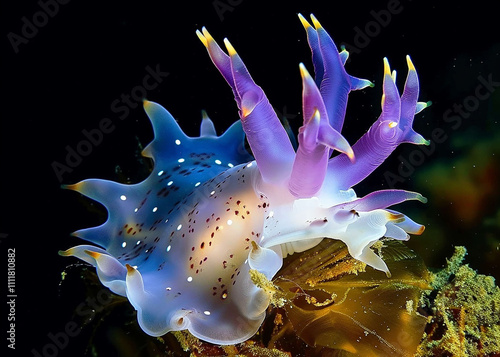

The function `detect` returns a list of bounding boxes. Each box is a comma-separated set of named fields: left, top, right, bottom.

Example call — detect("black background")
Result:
left=2, top=0, right=499, bottom=356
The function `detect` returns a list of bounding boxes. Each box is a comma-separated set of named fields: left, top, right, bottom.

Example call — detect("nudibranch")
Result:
left=60, top=14, right=430, bottom=345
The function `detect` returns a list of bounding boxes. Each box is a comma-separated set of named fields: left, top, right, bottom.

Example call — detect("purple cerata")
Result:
left=60, top=14, right=430, bottom=344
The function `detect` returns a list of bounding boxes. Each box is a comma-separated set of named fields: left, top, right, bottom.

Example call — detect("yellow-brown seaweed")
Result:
left=272, top=239, right=431, bottom=356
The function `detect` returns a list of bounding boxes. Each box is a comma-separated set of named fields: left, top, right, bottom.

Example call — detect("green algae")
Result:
left=416, top=246, right=500, bottom=356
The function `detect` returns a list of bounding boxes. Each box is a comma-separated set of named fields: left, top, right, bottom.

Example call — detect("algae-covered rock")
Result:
left=416, top=246, right=500, bottom=356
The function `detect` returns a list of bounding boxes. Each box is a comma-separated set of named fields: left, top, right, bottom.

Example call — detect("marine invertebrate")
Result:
left=60, top=14, right=429, bottom=345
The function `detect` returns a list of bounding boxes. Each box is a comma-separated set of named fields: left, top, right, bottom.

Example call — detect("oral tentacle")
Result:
left=386, top=209, right=426, bottom=235
left=59, top=245, right=109, bottom=266
left=85, top=250, right=128, bottom=294
left=332, top=189, right=427, bottom=212
left=384, top=223, right=410, bottom=241
left=248, top=241, right=283, bottom=280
